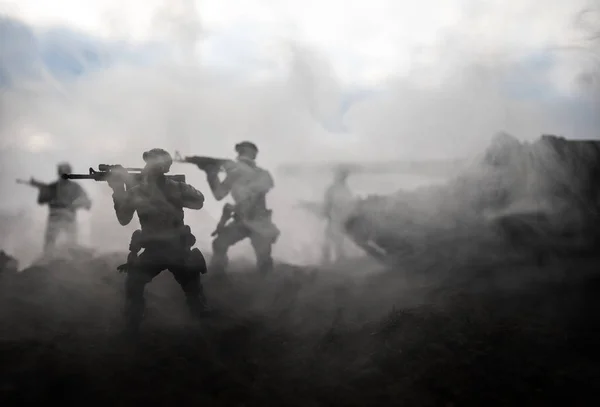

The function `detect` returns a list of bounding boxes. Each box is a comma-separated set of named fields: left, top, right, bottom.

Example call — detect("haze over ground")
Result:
left=1, top=0, right=599, bottom=266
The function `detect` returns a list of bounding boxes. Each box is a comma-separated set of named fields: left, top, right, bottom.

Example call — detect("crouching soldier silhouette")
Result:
left=204, top=141, right=279, bottom=275
left=107, top=149, right=208, bottom=335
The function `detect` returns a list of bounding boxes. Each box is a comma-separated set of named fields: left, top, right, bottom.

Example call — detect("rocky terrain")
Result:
left=0, top=243, right=599, bottom=406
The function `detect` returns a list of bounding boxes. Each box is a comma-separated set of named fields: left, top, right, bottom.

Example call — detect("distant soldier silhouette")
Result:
left=36, top=162, right=92, bottom=253
left=322, top=167, right=355, bottom=264
left=107, top=149, right=208, bottom=334
left=205, top=141, right=279, bottom=275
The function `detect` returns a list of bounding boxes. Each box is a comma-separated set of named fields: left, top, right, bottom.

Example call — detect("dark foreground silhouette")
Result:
left=1, top=248, right=599, bottom=406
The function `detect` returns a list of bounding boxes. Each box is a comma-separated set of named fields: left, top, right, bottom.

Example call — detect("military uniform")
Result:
left=109, top=149, right=207, bottom=333
left=207, top=142, right=279, bottom=275
left=322, top=170, right=355, bottom=264
left=38, top=163, right=91, bottom=253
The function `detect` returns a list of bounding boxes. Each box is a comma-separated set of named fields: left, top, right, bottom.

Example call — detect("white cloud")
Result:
left=2, top=0, right=596, bottom=86
left=20, top=126, right=55, bottom=152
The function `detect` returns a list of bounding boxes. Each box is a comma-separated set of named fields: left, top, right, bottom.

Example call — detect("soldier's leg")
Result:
left=322, top=223, right=335, bottom=264
left=170, top=261, right=207, bottom=319
left=43, top=218, right=60, bottom=254
left=250, top=234, right=274, bottom=275
left=124, top=253, right=162, bottom=334
left=332, top=227, right=347, bottom=262
left=321, top=243, right=330, bottom=265
left=209, top=223, right=248, bottom=274
left=64, top=220, right=78, bottom=248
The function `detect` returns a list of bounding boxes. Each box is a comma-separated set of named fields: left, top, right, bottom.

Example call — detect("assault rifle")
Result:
left=61, top=164, right=186, bottom=184
left=16, top=177, right=47, bottom=188
left=174, top=151, right=235, bottom=174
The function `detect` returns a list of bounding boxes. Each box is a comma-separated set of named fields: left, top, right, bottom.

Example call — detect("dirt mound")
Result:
left=1, top=252, right=600, bottom=405
left=345, top=134, right=600, bottom=264
left=0, top=250, right=18, bottom=274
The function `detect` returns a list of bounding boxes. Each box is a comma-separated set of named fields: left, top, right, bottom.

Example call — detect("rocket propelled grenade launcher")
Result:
left=61, top=164, right=186, bottom=183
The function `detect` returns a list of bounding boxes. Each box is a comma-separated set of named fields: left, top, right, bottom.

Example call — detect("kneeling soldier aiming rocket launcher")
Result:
left=175, top=141, right=280, bottom=275
left=63, top=149, right=208, bottom=335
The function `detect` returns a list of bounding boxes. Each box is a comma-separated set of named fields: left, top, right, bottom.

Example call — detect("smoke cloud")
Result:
left=0, top=0, right=598, bottom=267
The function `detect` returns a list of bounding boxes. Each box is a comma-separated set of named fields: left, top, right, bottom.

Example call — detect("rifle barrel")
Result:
left=97, top=164, right=143, bottom=172
left=63, top=174, right=97, bottom=180
left=62, top=173, right=186, bottom=182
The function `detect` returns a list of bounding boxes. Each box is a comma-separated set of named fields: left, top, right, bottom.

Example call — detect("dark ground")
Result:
left=0, top=246, right=599, bottom=406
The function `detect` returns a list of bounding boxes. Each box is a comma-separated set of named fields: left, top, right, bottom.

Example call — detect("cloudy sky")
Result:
left=1, top=0, right=599, bottom=154
left=3, top=0, right=599, bottom=84
left=0, top=0, right=599, bottom=260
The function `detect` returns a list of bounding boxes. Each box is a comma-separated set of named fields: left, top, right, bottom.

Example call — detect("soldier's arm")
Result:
left=37, top=184, right=55, bottom=205
left=180, top=183, right=205, bottom=210
left=206, top=172, right=235, bottom=201
left=112, top=187, right=135, bottom=226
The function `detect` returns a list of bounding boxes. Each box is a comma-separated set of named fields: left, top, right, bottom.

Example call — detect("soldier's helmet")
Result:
left=142, top=148, right=173, bottom=173
left=235, top=141, right=259, bottom=155
left=333, top=165, right=351, bottom=180
left=57, top=162, right=72, bottom=176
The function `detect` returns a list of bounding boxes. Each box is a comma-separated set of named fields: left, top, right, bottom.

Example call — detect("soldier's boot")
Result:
left=252, top=237, right=274, bottom=275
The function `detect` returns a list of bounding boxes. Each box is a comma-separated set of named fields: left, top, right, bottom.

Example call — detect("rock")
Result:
left=0, top=250, right=19, bottom=274
left=344, top=134, right=600, bottom=264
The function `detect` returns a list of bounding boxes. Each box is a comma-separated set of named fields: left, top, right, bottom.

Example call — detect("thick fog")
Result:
left=1, top=0, right=599, bottom=267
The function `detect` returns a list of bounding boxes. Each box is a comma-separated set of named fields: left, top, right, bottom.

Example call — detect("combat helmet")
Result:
left=235, top=141, right=258, bottom=154
left=57, top=162, right=72, bottom=176
left=142, top=148, right=173, bottom=172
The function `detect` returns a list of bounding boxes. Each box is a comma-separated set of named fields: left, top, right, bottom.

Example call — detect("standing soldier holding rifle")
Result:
left=17, top=162, right=92, bottom=254
left=175, top=141, right=280, bottom=276
left=63, top=149, right=209, bottom=336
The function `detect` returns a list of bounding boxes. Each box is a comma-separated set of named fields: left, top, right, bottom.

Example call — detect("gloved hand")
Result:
left=107, top=166, right=128, bottom=191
